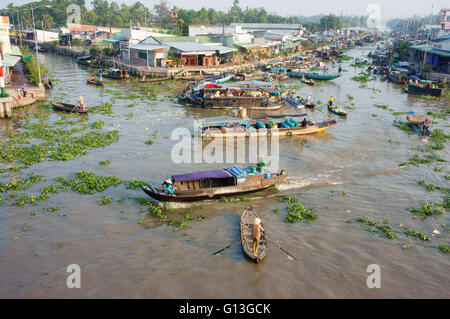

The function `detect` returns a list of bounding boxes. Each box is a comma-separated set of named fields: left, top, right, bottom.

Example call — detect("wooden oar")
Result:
left=265, top=235, right=298, bottom=261
left=212, top=240, right=239, bottom=256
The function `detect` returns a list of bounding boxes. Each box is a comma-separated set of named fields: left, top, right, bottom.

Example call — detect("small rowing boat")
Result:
left=86, top=77, right=104, bottom=86
left=51, top=101, right=88, bottom=113
left=328, top=104, right=347, bottom=116
left=241, top=205, right=267, bottom=263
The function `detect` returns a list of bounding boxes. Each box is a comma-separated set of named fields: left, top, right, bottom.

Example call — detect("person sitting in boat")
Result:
left=252, top=218, right=265, bottom=257
left=306, top=93, right=312, bottom=105
left=163, top=179, right=174, bottom=195
left=302, top=117, right=307, bottom=127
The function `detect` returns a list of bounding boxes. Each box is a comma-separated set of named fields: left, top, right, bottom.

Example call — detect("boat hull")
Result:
left=201, top=120, right=337, bottom=138
left=51, top=102, right=88, bottom=113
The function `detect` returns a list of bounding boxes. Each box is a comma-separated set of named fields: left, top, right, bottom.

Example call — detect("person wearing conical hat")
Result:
left=257, top=156, right=267, bottom=173
left=252, top=217, right=264, bottom=257
left=162, top=179, right=174, bottom=195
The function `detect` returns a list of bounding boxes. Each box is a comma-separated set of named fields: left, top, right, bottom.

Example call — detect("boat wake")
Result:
left=276, top=176, right=343, bottom=191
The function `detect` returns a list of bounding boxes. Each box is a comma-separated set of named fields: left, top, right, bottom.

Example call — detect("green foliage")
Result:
left=126, top=180, right=147, bottom=190
left=404, top=229, right=429, bottom=241
left=355, top=217, right=397, bottom=239
left=284, top=203, right=318, bottom=223
left=408, top=202, right=444, bottom=220
left=99, top=196, right=113, bottom=206
left=20, top=46, right=49, bottom=85
left=56, top=170, right=122, bottom=195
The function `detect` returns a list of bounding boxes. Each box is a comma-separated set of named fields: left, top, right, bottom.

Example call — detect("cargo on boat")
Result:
left=403, top=83, right=443, bottom=97
left=77, top=55, right=102, bottom=68
left=102, top=68, right=130, bottom=80
left=141, top=166, right=287, bottom=202
left=199, top=110, right=337, bottom=138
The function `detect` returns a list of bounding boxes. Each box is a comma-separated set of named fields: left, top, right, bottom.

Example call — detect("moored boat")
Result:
left=241, top=205, right=267, bottom=263
left=51, top=101, right=88, bottom=113
left=403, top=83, right=443, bottom=97
left=86, top=77, right=104, bottom=86
left=102, top=67, right=130, bottom=80
left=141, top=166, right=287, bottom=202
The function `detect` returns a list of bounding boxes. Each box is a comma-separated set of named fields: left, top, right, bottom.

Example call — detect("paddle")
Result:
left=264, top=235, right=298, bottom=261
left=212, top=240, right=239, bottom=256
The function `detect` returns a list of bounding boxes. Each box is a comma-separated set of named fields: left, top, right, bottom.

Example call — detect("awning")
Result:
left=93, top=40, right=111, bottom=46
left=1, top=54, right=21, bottom=67
left=172, top=170, right=232, bottom=182
left=411, top=44, right=450, bottom=58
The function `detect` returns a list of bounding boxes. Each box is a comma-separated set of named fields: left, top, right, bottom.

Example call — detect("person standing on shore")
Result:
left=22, top=84, right=27, bottom=97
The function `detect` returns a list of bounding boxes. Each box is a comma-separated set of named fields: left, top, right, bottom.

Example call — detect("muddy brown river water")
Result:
left=0, top=45, right=449, bottom=298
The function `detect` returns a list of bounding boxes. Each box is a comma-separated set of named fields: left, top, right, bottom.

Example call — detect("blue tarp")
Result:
left=172, top=170, right=232, bottom=182
left=225, top=166, right=247, bottom=177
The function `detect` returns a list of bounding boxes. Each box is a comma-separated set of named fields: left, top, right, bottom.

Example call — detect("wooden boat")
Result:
left=240, top=205, right=267, bottom=263
left=285, top=95, right=315, bottom=108
left=51, top=101, right=88, bottom=113
left=328, top=104, right=347, bottom=116
left=141, top=166, right=287, bottom=202
left=102, top=68, right=130, bottom=80
left=288, top=71, right=340, bottom=81
left=406, top=113, right=431, bottom=136
left=403, top=83, right=443, bottom=97
left=86, top=77, right=104, bottom=86
left=200, top=114, right=337, bottom=139
left=301, top=76, right=315, bottom=85
left=77, top=55, right=102, bottom=68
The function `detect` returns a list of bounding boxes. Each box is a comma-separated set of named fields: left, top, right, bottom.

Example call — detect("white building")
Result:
left=0, top=16, right=11, bottom=54
left=0, top=16, right=22, bottom=82
left=189, top=25, right=253, bottom=44
left=23, top=29, right=60, bottom=42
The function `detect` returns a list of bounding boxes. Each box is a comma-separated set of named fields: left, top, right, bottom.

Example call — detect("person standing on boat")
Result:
left=163, top=179, right=174, bottom=195
left=252, top=218, right=264, bottom=257
left=98, top=69, right=103, bottom=82
left=257, top=157, right=267, bottom=173
left=79, top=96, right=85, bottom=110
left=328, top=96, right=334, bottom=106
left=338, top=64, right=342, bottom=73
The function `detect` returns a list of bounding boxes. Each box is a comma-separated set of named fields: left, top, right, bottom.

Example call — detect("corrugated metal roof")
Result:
left=129, top=43, right=168, bottom=51
left=155, top=36, right=214, bottom=43
left=166, top=42, right=217, bottom=52
left=411, top=44, right=450, bottom=57
left=204, top=44, right=237, bottom=54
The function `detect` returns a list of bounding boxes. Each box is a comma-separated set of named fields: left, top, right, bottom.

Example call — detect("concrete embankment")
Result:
left=1, top=86, right=46, bottom=118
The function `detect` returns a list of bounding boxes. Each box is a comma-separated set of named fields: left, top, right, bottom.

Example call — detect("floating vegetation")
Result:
left=408, top=202, right=444, bottom=220
left=351, top=74, right=371, bottom=83
left=99, top=196, right=112, bottom=206
left=393, top=119, right=412, bottom=133
left=126, top=179, right=147, bottom=190
left=417, top=180, right=450, bottom=194
left=99, top=160, right=111, bottom=166
left=404, top=229, right=430, bottom=241
left=355, top=217, right=397, bottom=239
left=284, top=203, right=318, bottom=223
left=374, top=104, right=388, bottom=110
left=0, top=173, right=43, bottom=193
left=392, top=111, right=408, bottom=116
left=56, top=170, right=122, bottom=194
left=90, top=120, right=105, bottom=129
left=429, top=129, right=449, bottom=145
left=399, top=153, right=446, bottom=167
left=279, top=195, right=297, bottom=203
left=89, top=102, right=114, bottom=114
left=439, top=244, right=449, bottom=254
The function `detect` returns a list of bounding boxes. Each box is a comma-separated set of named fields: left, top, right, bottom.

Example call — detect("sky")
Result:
left=1, top=0, right=448, bottom=20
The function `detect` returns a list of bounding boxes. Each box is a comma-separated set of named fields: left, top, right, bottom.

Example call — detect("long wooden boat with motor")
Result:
left=403, top=83, right=443, bottom=97
left=141, top=166, right=287, bottom=202
left=241, top=205, right=267, bottom=263
left=200, top=113, right=337, bottom=139
left=102, top=68, right=130, bottom=80
left=288, top=71, right=340, bottom=81
left=51, top=101, right=88, bottom=113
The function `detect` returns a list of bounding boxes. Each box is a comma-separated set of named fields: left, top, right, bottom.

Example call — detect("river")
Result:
left=0, top=45, right=448, bottom=298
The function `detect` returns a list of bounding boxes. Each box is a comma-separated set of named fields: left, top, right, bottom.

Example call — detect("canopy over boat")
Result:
left=172, top=170, right=232, bottom=182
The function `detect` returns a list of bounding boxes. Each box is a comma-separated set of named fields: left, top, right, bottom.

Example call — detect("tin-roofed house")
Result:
left=166, top=42, right=218, bottom=66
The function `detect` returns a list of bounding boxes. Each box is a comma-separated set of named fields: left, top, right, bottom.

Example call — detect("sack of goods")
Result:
left=406, top=114, right=431, bottom=125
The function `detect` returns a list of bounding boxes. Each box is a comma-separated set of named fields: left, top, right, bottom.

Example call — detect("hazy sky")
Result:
left=2, top=0, right=447, bottom=20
